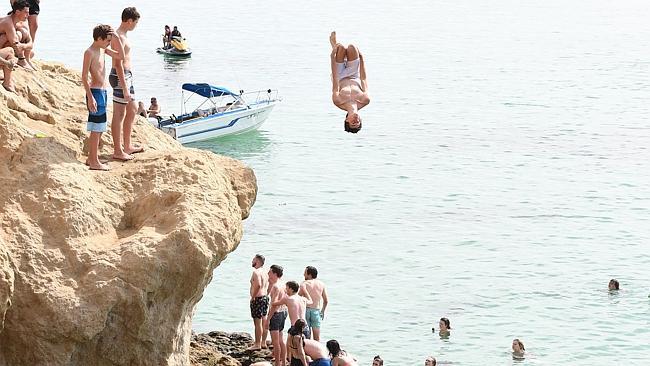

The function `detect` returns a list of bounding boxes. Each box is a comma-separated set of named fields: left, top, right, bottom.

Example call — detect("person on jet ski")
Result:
left=171, top=26, right=182, bottom=40
left=163, top=25, right=171, bottom=49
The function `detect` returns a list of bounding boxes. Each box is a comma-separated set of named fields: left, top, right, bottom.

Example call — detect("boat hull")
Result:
left=160, top=102, right=277, bottom=144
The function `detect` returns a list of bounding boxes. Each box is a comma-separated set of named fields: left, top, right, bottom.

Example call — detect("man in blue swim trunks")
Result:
left=81, top=24, right=124, bottom=171
left=300, top=266, right=329, bottom=341
left=109, top=7, right=143, bottom=162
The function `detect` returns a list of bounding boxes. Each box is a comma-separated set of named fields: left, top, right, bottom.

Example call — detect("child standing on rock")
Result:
left=81, top=24, right=124, bottom=171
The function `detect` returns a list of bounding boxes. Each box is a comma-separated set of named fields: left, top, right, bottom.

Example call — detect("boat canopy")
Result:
left=182, top=83, right=236, bottom=98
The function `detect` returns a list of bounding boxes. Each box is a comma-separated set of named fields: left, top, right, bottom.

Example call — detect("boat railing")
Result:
left=239, top=89, right=280, bottom=106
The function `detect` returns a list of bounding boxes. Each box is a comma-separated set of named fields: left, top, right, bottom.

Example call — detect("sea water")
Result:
left=39, top=0, right=650, bottom=364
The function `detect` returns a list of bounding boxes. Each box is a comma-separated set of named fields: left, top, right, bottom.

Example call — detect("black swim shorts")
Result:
left=27, top=0, right=40, bottom=15
left=250, top=295, right=269, bottom=319
left=269, top=310, right=288, bottom=331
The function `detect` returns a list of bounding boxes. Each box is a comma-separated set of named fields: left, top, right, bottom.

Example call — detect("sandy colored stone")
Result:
left=0, top=62, right=257, bottom=365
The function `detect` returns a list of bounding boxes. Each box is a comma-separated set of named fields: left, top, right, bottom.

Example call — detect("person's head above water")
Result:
left=439, top=317, right=451, bottom=332
left=512, top=338, right=525, bottom=353
left=344, top=112, right=362, bottom=133
left=372, top=355, right=384, bottom=366
left=325, top=339, right=342, bottom=357
left=425, top=356, right=436, bottom=366
left=608, top=279, right=620, bottom=290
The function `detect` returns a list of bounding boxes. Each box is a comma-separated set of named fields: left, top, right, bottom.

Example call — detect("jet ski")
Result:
left=157, top=36, right=192, bottom=57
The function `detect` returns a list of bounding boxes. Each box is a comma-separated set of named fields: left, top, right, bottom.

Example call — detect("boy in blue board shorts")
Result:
left=81, top=24, right=124, bottom=171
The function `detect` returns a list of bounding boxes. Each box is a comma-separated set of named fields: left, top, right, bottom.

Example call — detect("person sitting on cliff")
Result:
left=0, top=0, right=34, bottom=71
left=329, top=31, right=369, bottom=134
left=81, top=24, right=124, bottom=171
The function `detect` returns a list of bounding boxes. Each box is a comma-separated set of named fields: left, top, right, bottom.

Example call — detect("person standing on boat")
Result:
left=109, top=7, right=144, bottom=161
left=329, top=31, right=369, bottom=133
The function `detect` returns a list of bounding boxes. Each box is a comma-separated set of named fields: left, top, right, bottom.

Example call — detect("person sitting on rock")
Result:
left=0, top=0, right=34, bottom=71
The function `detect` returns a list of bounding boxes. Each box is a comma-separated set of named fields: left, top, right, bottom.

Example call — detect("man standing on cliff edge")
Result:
left=249, top=254, right=269, bottom=350
left=109, top=7, right=144, bottom=162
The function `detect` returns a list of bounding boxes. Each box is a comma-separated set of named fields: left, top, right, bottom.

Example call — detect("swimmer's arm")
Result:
left=271, top=295, right=286, bottom=307
left=301, top=288, right=312, bottom=305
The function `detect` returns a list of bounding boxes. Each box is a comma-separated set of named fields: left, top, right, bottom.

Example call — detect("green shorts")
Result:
left=306, top=308, right=321, bottom=329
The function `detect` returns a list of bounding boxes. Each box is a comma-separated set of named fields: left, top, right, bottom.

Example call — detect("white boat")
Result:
left=152, top=83, right=280, bottom=144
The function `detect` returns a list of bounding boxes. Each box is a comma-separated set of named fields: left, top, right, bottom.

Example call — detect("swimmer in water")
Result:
left=512, top=338, right=525, bottom=359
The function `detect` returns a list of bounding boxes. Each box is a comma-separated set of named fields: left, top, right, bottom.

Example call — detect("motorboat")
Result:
left=156, top=36, right=192, bottom=57
left=151, top=83, right=281, bottom=144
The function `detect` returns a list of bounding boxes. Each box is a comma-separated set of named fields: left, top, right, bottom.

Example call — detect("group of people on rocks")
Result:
left=0, top=0, right=39, bottom=91
left=249, top=254, right=361, bottom=366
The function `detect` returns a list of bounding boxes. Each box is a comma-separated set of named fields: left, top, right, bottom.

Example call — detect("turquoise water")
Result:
left=38, top=1, right=650, bottom=364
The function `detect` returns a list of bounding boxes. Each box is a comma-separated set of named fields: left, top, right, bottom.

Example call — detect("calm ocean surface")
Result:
left=38, top=1, right=650, bottom=364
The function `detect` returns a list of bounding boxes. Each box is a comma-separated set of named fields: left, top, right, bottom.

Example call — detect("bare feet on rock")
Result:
left=88, top=162, right=110, bottom=171
left=17, top=59, right=35, bottom=71
left=111, top=153, right=134, bottom=162
left=124, top=145, right=144, bottom=154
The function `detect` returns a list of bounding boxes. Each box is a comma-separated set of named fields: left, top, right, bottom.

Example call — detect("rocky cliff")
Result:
left=0, top=63, right=257, bottom=365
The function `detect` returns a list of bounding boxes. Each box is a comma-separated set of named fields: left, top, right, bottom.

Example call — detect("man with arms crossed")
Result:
left=273, top=280, right=312, bottom=338
left=249, top=254, right=269, bottom=350
left=265, top=264, right=288, bottom=366
left=110, top=7, right=143, bottom=162
left=300, top=266, right=329, bottom=341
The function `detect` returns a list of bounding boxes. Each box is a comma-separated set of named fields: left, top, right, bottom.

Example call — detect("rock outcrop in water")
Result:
left=0, top=63, right=257, bottom=365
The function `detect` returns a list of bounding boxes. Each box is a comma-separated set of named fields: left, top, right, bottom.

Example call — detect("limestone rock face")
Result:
left=0, top=63, right=257, bottom=365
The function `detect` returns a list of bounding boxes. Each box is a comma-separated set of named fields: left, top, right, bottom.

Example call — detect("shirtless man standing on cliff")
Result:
left=330, top=31, right=369, bottom=134
left=249, top=254, right=270, bottom=350
left=265, top=264, right=288, bottom=366
left=273, top=280, right=312, bottom=339
left=300, top=266, right=329, bottom=341
left=109, top=7, right=144, bottom=162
